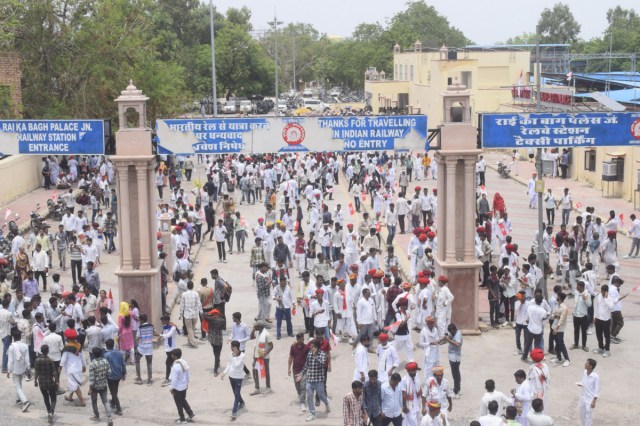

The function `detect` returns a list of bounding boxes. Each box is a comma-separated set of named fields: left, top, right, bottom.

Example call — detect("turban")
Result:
left=373, top=270, right=385, bottom=279
left=432, top=365, right=445, bottom=375
left=405, top=361, right=420, bottom=371
left=427, top=400, right=441, bottom=409
left=336, top=279, right=345, bottom=284
left=347, top=223, right=354, bottom=228
left=426, top=316, right=436, bottom=324
left=418, top=277, right=429, bottom=285
left=413, top=228, right=422, bottom=236
left=258, top=218, right=264, bottom=222
left=530, top=348, right=545, bottom=362
left=505, top=243, right=515, bottom=251
left=378, top=333, right=389, bottom=343
left=383, top=277, right=391, bottom=284
left=64, top=329, right=78, bottom=339
left=348, top=273, right=358, bottom=280
left=367, top=268, right=378, bottom=277
left=207, top=308, right=221, bottom=316
left=402, top=282, right=412, bottom=290
left=607, top=230, right=617, bottom=236
left=415, top=186, right=422, bottom=191
left=418, top=234, right=428, bottom=242
left=476, top=226, right=485, bottom=233
left=315, top=289, right=325, bottom=296
left=427, top=232, right=436, bottom=238
left=438, top=275, right=448, bottom=283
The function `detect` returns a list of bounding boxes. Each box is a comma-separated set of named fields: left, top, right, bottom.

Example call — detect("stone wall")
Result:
left=0, top=51, right=22, bottom=117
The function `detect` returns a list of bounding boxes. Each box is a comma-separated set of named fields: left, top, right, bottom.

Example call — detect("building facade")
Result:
left=364, top=42, right=531, bottom=126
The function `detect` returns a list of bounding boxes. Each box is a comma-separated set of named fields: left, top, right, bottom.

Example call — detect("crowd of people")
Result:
left=0, top=149, right=635, bottom=425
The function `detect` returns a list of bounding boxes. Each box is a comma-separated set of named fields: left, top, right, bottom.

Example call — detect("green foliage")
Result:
left=537, top=3, right=581, bottom=44
left=504, top=33, right=537, bottom=45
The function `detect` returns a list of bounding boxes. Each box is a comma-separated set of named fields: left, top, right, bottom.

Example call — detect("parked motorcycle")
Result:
left=30, top=205, right=49, bottom=233
left=497, top=160, right=511, bottom=179
left=47, top=198, right=65, bottom=221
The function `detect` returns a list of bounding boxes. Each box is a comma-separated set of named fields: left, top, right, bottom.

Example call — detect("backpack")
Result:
left=224, top=282, right=233, bottom=302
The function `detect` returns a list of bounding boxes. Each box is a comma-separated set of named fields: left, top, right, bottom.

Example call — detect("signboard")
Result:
left=156, top=115, right=428, bottom=155
left=0, top=120, right=105, bottom=155
left=481, top=112, right=640, bottom=148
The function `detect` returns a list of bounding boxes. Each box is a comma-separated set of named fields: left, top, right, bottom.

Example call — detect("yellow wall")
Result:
left=0, top=155, right=43, bottom=205
left=572, top=146, right=640, bottom=202
left=367, top=48, right=530, bottom=127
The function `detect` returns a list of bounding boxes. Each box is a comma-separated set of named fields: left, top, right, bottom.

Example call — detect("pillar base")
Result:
left=435, top=260, right=482, bottom=335
left=114, top=268, right=162, bottom=329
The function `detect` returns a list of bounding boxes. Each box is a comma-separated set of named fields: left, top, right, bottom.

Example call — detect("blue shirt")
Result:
left=103, top=349, right=126, bottom=380
left=380, top=382, right=402, bottom=418
left=448, top=331, right=463, bottom=362
left=363, top=380, right=382, bottom=418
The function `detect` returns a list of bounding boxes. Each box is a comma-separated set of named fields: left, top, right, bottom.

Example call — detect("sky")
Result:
left=210, top=0, right=639, bottom=45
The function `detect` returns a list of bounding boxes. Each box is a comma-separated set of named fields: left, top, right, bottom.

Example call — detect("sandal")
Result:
left=64, top=396, right=74, bottom=402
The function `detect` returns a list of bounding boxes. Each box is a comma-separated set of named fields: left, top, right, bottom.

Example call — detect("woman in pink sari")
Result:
left=118, top=301, right=135, bottom=364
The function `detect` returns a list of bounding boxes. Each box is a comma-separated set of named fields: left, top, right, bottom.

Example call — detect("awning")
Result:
left=606, top=152, right=626, bottom=157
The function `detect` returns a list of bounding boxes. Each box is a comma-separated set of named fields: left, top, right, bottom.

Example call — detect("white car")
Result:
left=303, top=89, right=313, bottom=97
left=277, top=100, right=288, bottom=114
left=303, top=98, right=324, bottom=112
left=330, top=89, right=341, bottom=97
left=222, top=101, right=236, bottom=114
left=239, top=100, right=253, bottom=114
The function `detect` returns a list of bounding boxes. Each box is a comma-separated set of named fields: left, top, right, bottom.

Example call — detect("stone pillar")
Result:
left=434, top=80, right=482, bottom=335
left=111, top=82, right=162, bottom=328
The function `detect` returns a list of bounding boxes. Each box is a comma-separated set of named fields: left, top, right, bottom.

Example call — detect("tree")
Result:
left=504, top=32, right=537, bottom=45
left=386, top=1, right=470, bottom=49
left=537, top=3, right=581, bottom=44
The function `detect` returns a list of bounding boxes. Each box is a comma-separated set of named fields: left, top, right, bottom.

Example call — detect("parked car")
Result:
left=239, top=100, right=253, bottom=114
left=222, top=100, right=237, bottom=114
left=302, top=88, right=313, bottom=97
left=303, top=98, right=324, bottom=112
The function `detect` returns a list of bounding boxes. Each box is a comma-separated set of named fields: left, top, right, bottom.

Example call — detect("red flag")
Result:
left=498, top=222, right=507, bottom=237
left=108, top=289, right=113, bottom=300
left=575, top=202, right=582, bottom=209
left=294, top=221, right=299, bottom=232
left=348, top=202, right=355, bottom=216
left=375, top=222, right=381, bottom=233
left=619, top=214, right=625, bottom=227
left=551, top=236, right=557, bottom=249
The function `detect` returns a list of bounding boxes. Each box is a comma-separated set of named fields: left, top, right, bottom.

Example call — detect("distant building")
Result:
left=0, top=51, right=22, bottom=118
left=364, top=41, right=531, bottom=125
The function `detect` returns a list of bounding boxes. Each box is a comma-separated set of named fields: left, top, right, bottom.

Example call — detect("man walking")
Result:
left=578, top=359, right=599, bottom=426
left=180, top=281, right=202, bottom=349
left=103, top=339, right=126, bottom=416
left=296, top=339, right=331, bottom=422
left=88, top=347, right=113, bottom=426
left=8, top=330, right=31, bottom=412
left=288, top=333, right=310, bottom=412
left=34, top=344, right=58, bottom=423
left=169, top=348, right=195, bottom=424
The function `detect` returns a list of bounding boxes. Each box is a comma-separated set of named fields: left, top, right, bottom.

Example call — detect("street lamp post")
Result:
left=209, top=0, right=217, bottom=116
left=269, top=13, right=283, bottom=117
left=535, top=25, right=547, bottom=299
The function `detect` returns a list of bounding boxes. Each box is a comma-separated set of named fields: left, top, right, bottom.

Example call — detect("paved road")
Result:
left=1, top=158, right=639, bottom=425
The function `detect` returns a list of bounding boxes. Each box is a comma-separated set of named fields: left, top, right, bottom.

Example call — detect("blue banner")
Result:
left=481, top=112, right=640, bottom=148
left=0, top=120, right=105, bottom=155
left=156, top=115, right=428, bottom=155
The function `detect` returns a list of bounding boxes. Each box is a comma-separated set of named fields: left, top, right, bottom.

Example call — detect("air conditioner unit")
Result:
left=602, top=162, right=617, bottom=181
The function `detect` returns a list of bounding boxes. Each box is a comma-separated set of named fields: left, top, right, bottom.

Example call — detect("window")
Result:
left=395, top=65, right=398, bottom=80
left=410, top=65, right=414, bottom=81
left=461, top=71, right=472, bottom=89
left=584, top=150, right=596, bottom=172
left=404, top=65, right=408, bottom=81
left=398, top=93, right=409, bottom=109
left=447, top=77, right=452, bottom=85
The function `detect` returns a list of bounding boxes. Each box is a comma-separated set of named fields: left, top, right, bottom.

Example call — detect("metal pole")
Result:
left=535, top=25, right=547, bottom=299
left=274, top=14, right=279, bottom=117
left=292, top=34, right=296, bottom=94
left=209, top=0, right=217, bottom=116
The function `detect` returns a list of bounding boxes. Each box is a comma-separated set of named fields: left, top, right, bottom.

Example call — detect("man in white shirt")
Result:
left=376, top=333, right=399, bottom=384
left=522, top=295, right=548, bottom=361
left=31, top=244, right=49, bottom=291
left=380, top=373, right=403, bottom=425
left=355, top=288, right=376, bottom=345
left=478, top=400, right=503, bottom=426
left=310, top=289, right=330, bottom=341
left=479, top=379, right=513, bottom=418
left=559, top=188, right=572, bottom=226
left=624, top=213, right=640, bottom=258
left=169, top=349, right=195, bottom=423
left=8, top=331, right=31, bottom=410
left=352, top=335, right=370, bottom=383
left=578, top=358, right=599, bottom=426
left=385, top=203, right=398, bottom=245
left=527, top=398, right=554, bottom=426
